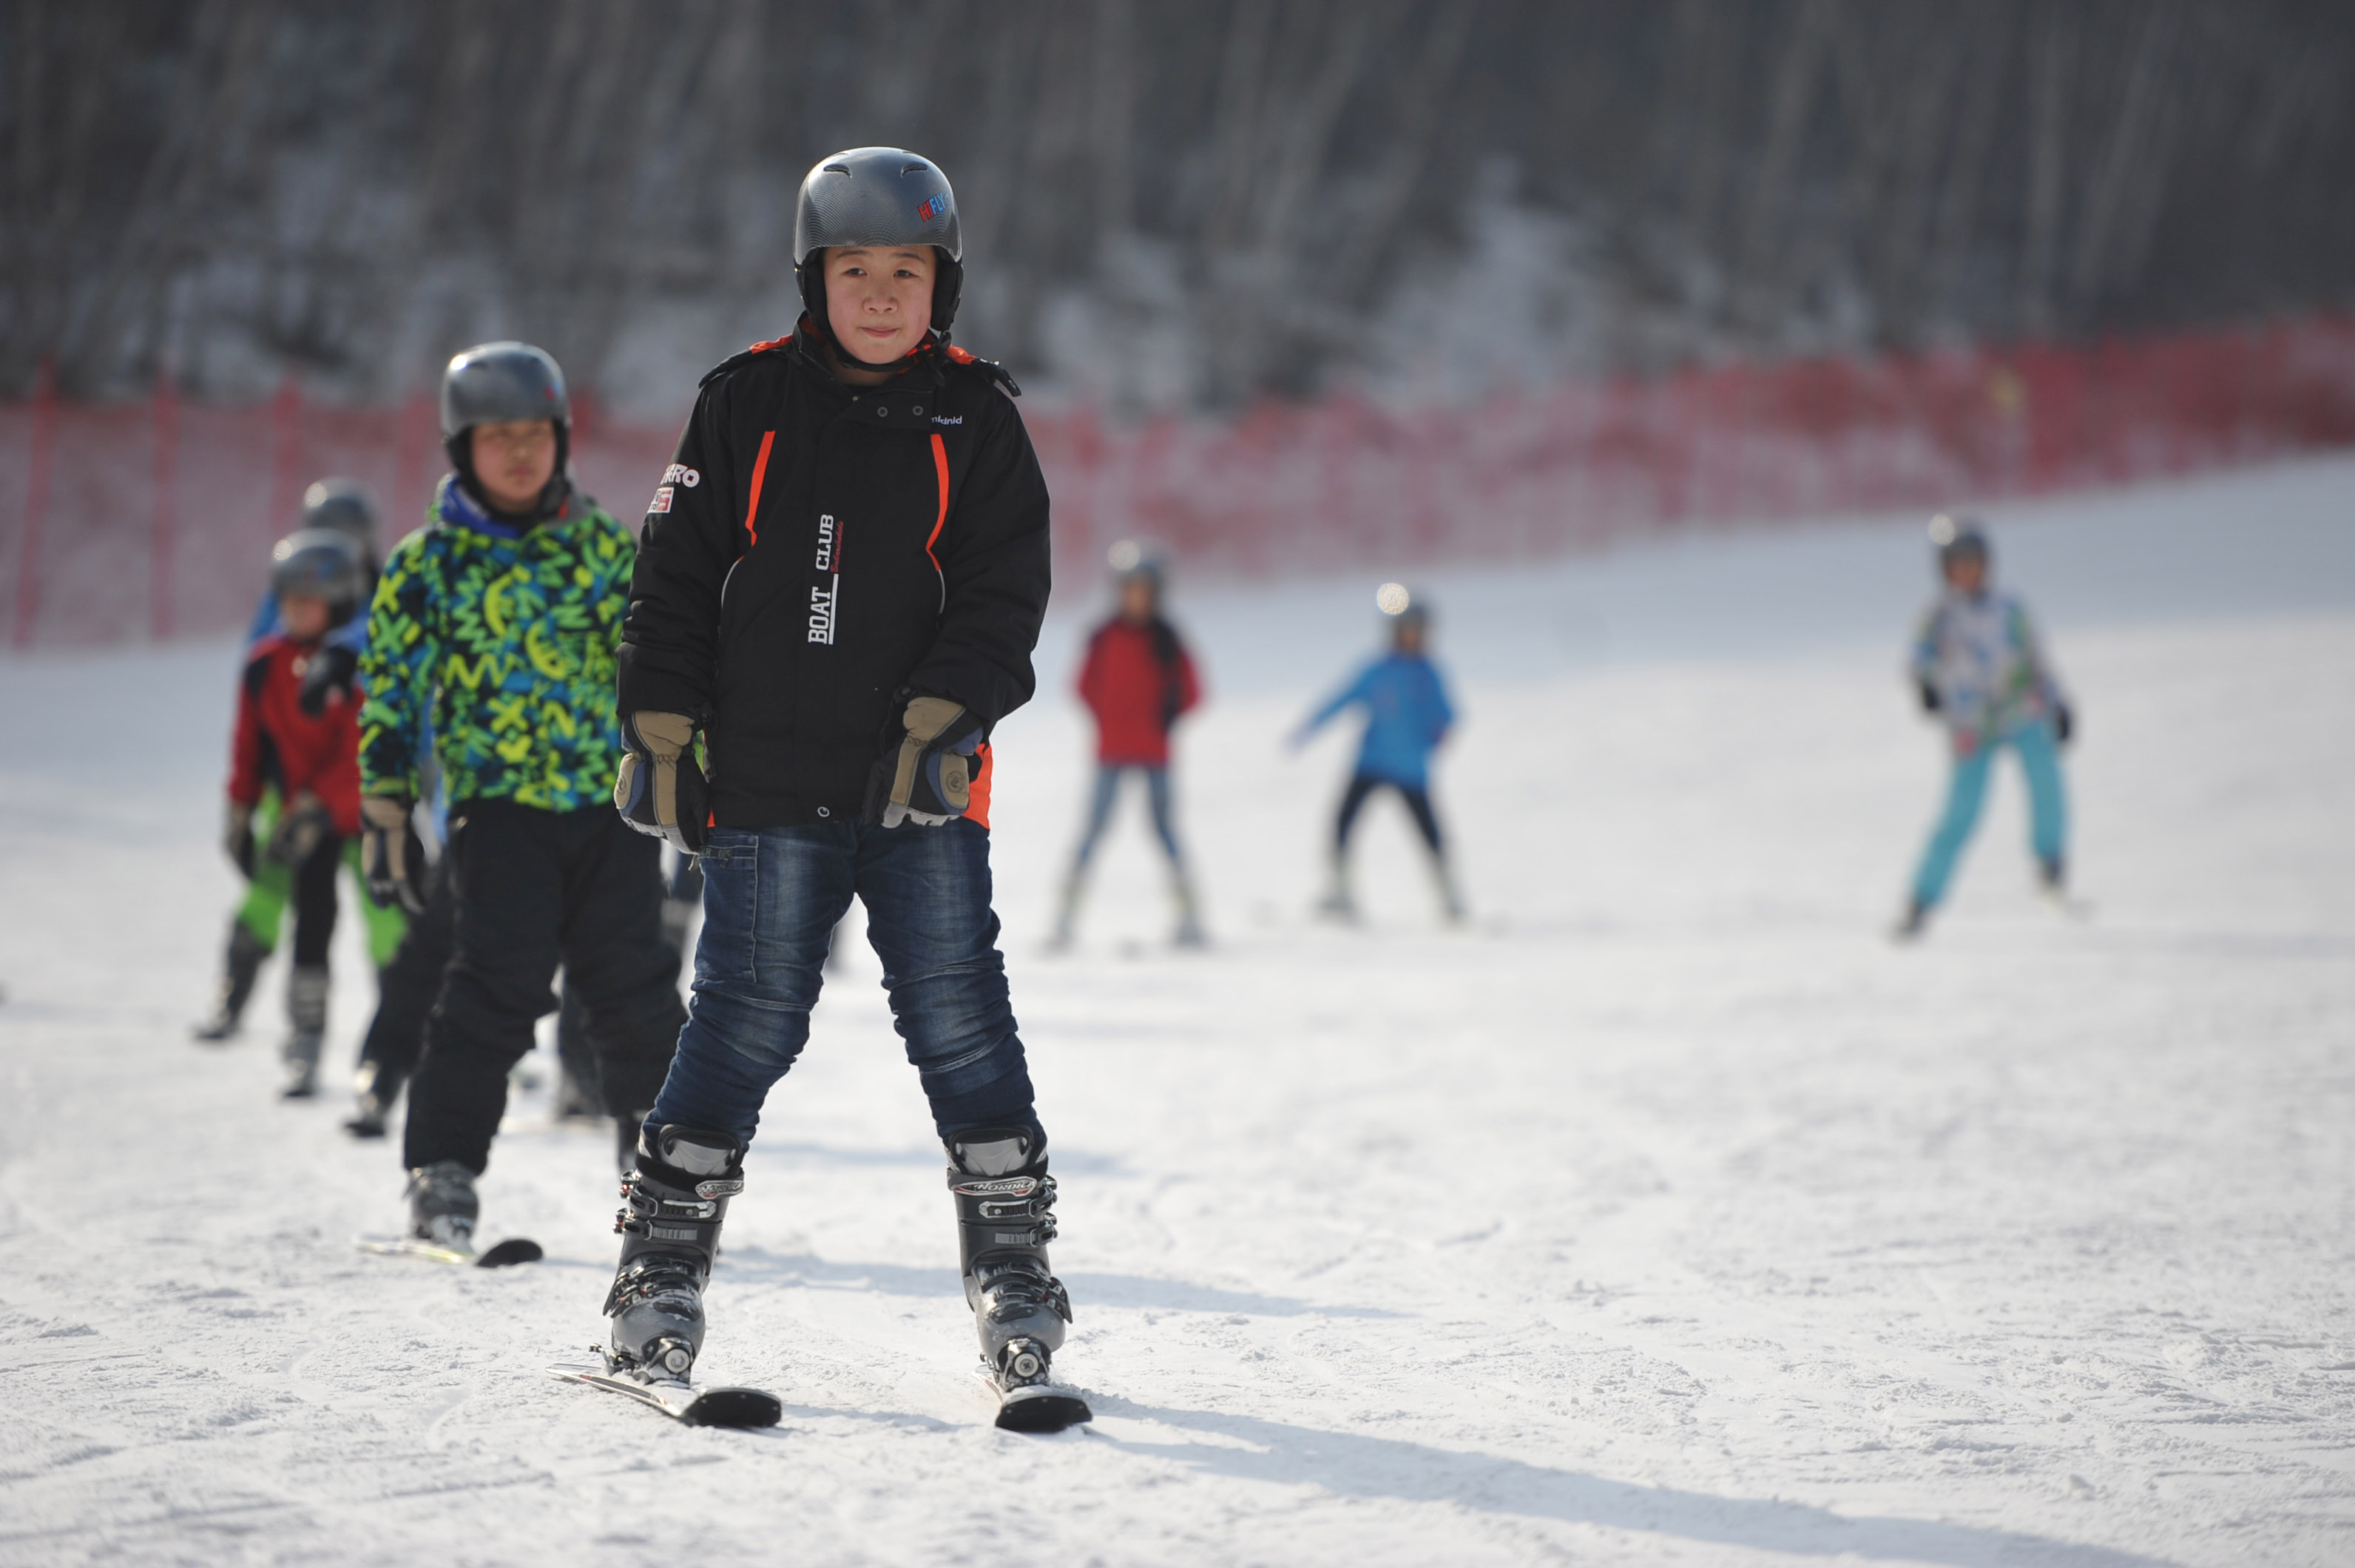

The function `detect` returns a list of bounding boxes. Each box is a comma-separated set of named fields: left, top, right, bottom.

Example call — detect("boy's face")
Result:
left=1394, top=621, right=1425, bottom=655
left=824, top=246, right=934, bottom=365
left=470, top=419, right=558, bottom=513
left=1118, top=577, right=1156, bottom=624
left=281, top=593, right=333, bottom=641
left=1943, top=555, right=1987, bottom=594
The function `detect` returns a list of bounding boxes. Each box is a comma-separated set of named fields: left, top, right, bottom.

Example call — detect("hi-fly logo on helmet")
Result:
left=916, top=192, right=951, bottom=224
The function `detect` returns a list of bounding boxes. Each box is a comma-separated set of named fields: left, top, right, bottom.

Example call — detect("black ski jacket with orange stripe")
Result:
left=616, top=325, right=1050, bottom=827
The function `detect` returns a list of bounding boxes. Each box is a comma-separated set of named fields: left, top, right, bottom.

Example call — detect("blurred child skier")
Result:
left=217, top=528, right=373, bottom=1096
left=1051, top=541, right=1205, bottom=949
left=1293, top=584, right=1464, bottom=925
left=195, top=481, right=404, bottom=1041
left=1896, top=514, right=2075, bottom=938
left=595, top=147, right=1082, bottom=1429
left=357, top=341, right=683, bottom=1251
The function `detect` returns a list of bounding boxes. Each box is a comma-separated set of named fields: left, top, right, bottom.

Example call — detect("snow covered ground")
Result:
left=2, top=456, right=2351, bottom=1566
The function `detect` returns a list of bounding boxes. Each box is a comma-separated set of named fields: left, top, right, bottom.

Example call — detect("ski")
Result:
left=979, top=1362, right=1093, bottom=1433
left=354, top=1234, right=544, bottom=1268
left=547, top=1356, right=782, bottom=1428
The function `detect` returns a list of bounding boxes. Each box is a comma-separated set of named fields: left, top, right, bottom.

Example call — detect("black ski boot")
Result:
left=193, top=921, right=270, bottom=1042
left=405, top=1160, right=479, bottom=1250
left=282, top=964, right=328, bottom=1098
left=344, top=1058, right=405, bottom=1138
left=604, top=1124, right=743, bottom=1383
left=947, top=1126, right=1088, bottom=1430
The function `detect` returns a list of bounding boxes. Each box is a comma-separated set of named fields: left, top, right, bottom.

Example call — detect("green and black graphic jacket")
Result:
left=357, top=475, right=633, bottom=811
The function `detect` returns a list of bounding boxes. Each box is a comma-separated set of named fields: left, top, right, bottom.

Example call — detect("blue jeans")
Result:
left=1071, top=763, right=1183, bottom=869
left=1910, top=719, right=2068, bottom=908
left=643, top=820, right=1040, bottom=1147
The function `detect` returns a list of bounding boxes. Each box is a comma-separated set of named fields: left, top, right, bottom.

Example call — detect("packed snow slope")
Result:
left=1, top=457, right=2351, bottom=1567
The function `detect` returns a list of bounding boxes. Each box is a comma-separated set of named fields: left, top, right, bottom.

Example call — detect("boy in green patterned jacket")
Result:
left=356, top=342, right=683, bottom=1251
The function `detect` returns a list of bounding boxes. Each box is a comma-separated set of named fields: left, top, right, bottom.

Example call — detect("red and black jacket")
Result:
left=229, top=633, right=365, bottom=835
left=616, top=325, right=1051, bottom=827
left=1078, top=617, right=1200, bottom=766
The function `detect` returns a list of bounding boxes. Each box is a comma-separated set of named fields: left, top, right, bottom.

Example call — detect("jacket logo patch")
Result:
left=930, top=414, right=964, bottom=426
left=663, top=464, right=700, bottom=488
left=647, top=486, right=674, bottom=514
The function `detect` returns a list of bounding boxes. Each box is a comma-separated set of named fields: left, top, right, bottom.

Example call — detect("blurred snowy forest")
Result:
left=4, top=0, right=2352, bottom=419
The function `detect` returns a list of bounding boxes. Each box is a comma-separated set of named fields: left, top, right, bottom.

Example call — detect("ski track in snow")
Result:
left=1, top=459, right=2351, bottom=1566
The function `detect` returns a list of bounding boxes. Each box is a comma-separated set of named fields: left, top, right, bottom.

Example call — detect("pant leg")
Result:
left=856, top=818, right=1039, bottom=1140
left=1393, top=782, right=1445, bottom=854
left=555, top=979, right=596, bottom=1095
left=402, top=801, right=566, bottom=1173
left=287, top=833, right=344, bottom=967
left=553, top=808, right=686, bottom=1122
left=1068, top=764, right=1123, bottom=872
left=1910, top=743, right=1993, bottom=909
left=1333, top=772, right=1380, bottom=851
left=359, top=856, right=453, bottom=1082
left=347, top=842, right=408, bottom=968
left=642, top=825, right=855, bottom=1147
left=1143, top=765, right=1186, bottom=867
left=2013, top=720, right=2069, bottom=873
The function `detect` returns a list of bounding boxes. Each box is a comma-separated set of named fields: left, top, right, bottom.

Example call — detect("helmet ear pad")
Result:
left=795, top=246, right=962, bottom=350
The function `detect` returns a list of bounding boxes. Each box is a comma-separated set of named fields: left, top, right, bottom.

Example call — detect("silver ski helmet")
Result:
left=1927, top=513, right=1989, bottom=575
left=440, top=341, right=570, bottom=516
left=300, top=477, right=379, bottom=550
left=270, top=527, right=368, bottom=621
left=793, top=147, right=964, bottom=345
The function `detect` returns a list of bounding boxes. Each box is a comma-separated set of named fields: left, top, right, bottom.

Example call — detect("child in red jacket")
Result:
left=1053, top=544, right=1204, bottom=949
left=222, top=529, right=371, bottom=1096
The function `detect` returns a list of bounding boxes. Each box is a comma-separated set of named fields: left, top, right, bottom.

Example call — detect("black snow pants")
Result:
left=356, top=856, right=453, bottom=1089
left=402, top=799, right=684, bottom=1174
left=288, top=832, right=345, bottom=966
left=1334, top=771, right=1444, bottom=854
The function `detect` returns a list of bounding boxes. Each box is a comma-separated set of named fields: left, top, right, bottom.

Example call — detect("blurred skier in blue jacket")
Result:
left=1292, top=584, right=1463, bottom=924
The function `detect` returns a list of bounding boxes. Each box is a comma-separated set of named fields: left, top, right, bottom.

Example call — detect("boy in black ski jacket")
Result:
left=603, top=147, right=1082, bottom=1428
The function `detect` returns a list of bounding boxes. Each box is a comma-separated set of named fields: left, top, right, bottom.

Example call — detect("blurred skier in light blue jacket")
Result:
left=1898, top=515, right=2075, bottom=939
left=1292, top=584, right=1463, bottom=924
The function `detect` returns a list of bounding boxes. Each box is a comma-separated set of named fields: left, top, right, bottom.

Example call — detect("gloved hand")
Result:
left=266, top=789, right=334, bottom=865
left=223, top=802, right=257, bottom=879
left=361, top=794, right=429, bottom=915
left=1916, top=677, right=1941, bottom=713
left=613, top=712, right=709, bottom=854
left=2054, top=703, right=2074, bottom=746
left=297, top=643, right=360, bottom=717
left=866, top=695, right=983, bottom=828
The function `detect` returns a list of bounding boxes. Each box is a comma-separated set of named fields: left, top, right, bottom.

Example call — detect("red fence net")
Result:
left=5, top=317, right=2354, bottom=648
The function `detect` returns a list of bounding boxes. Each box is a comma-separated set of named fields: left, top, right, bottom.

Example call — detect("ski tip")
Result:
left=475, top=1237, right=544, bottom=1268
left=685, top=1388, right=784, bottom=1429
left=995, top=1389, right=1093, bottom=1434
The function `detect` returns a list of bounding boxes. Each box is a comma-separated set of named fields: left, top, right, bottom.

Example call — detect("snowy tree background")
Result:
left=4, top=0, right=2351, bottom=420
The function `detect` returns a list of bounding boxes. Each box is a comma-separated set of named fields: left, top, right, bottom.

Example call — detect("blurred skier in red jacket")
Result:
left=220, top=529, right=373, bottom=1098
left=1053, top=544, right=1204, bottom=949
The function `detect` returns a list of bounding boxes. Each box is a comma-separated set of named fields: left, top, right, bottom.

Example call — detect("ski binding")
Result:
left=548, top=1350, right=782, bottom=1428
left=981, top=1338, right=1092, bottom=1433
